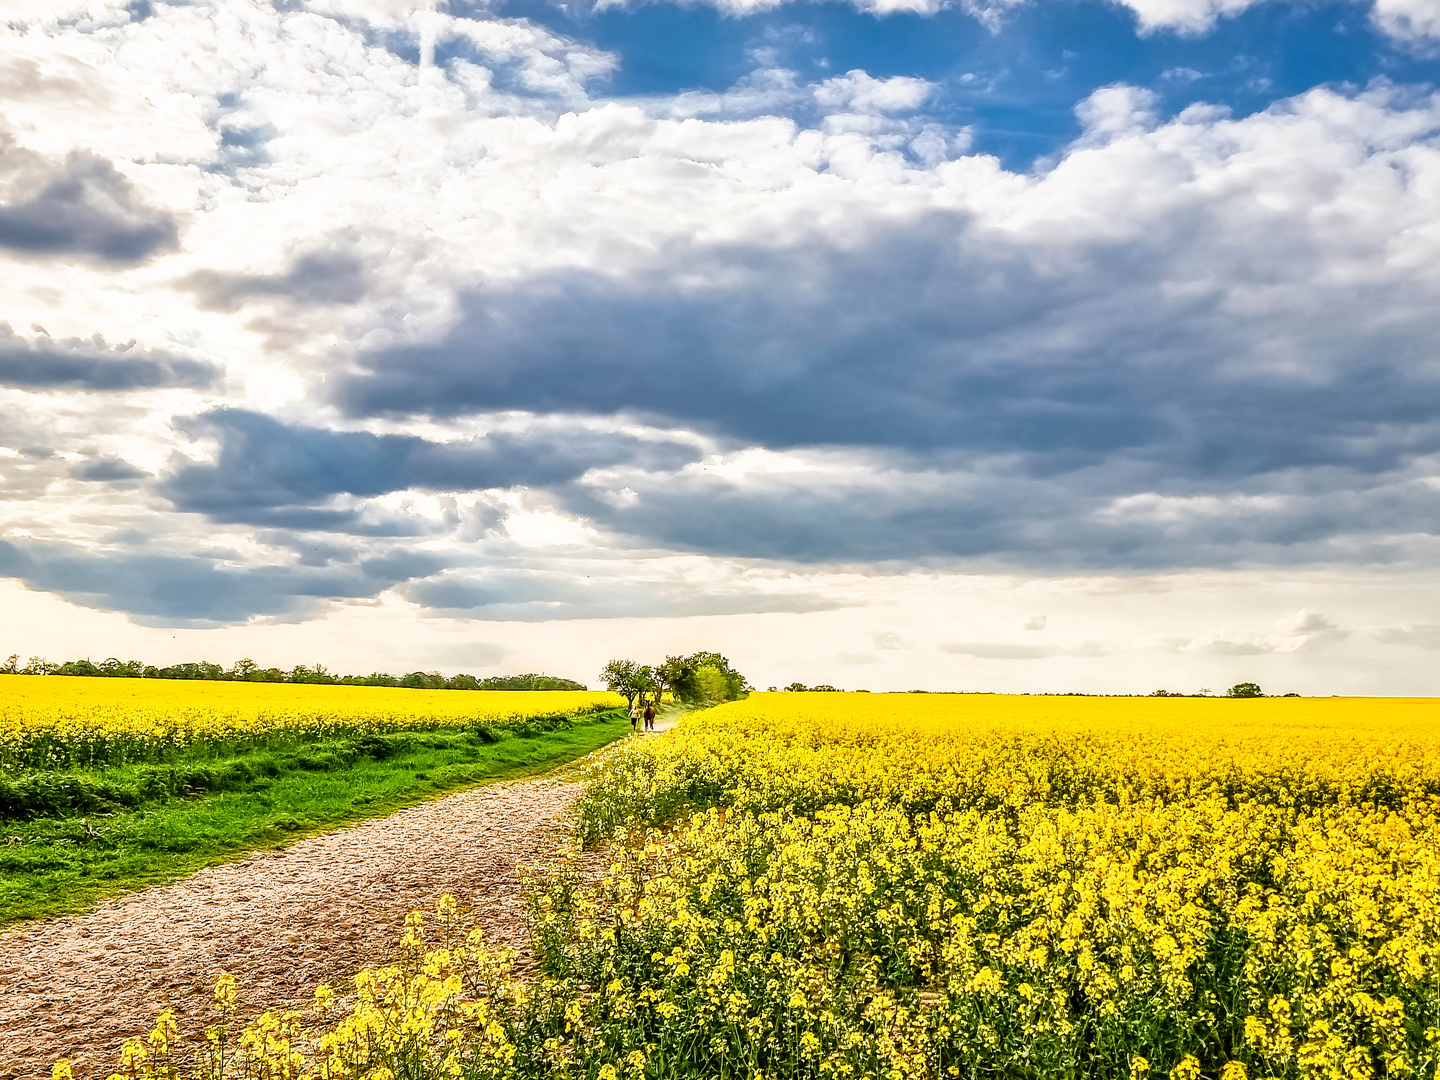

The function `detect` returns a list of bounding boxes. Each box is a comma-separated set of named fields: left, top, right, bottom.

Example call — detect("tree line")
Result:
left=0, top=655, right=586, bottom=691
left=601, top=651, right=749, bottom=709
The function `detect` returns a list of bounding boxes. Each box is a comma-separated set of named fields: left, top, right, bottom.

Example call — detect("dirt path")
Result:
left=0, top=774, right=585, bottom=1080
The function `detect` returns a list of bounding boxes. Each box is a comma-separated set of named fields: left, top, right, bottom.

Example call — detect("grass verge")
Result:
left=0, top=709, right=628, bottom=928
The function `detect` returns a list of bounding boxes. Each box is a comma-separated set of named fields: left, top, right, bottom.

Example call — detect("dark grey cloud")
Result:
left=0, top=537, right=446, bottom=627
left=569, top=462, right=1440, bottom=568
left=185, top=249, right=368, bottom=311
left=340, top=219, right=1440, bottom=478
left=0, top=533, right=832, bottom=625
left=0, top=152, right=177, bottom=263
left=333, top=207, right=1440, bottom=568
left=402, top=571, right=839, bottom=621
left=0, top=324, right=221, bottom=391
left=72, top=457, right=148, bottom=483
left=159, top=408, right=699, bottom=531
left=207, top=122, right=277, bottom=173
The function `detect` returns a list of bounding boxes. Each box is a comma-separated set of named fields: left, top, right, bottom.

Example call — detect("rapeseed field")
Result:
left=87, top=693, right=1440, bottom=1080
left=0, top=675, right=621, bottom=769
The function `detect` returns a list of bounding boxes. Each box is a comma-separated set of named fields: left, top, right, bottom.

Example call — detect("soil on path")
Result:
left=0, top=775, right=584, bottom=1080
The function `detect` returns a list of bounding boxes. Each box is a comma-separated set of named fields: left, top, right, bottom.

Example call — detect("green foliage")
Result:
left=664, top=651, right=749, bottom=705
left=600, top=658, right=646, bottom=705
left=603, top=652, right=749, bottom=708
left=476, top=673, right=587, bottom=690
left=1228, top=682, right=1265, bottom=698
left=0, top=654, right=587, bottom=691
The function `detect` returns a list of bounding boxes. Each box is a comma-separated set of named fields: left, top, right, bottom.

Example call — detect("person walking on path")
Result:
left=643, top=701, right=656, bottom=733
left=629, top=699, right=640, bottom=734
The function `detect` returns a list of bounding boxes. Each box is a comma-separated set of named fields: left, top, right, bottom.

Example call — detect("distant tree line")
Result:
left=601, top=651, right=749, bottom=709
left=1151, top=684, right=1299, bottom=698
left=0, top=654, right=586, bottom=691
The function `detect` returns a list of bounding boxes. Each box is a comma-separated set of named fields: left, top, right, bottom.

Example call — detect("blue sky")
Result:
left=1, top=0, right=1439, bottom=692
left=501, top=0, right=1436, bottom=164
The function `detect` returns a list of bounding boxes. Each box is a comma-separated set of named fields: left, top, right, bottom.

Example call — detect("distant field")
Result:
left=0, top=676, right=627, bottom=925
left=0, top=675, right=622, bottom=769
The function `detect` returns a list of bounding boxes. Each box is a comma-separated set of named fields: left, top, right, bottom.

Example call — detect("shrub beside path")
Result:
left=0, top=775, right=584, bottom=1080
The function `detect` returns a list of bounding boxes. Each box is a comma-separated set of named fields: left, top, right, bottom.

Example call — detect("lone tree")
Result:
left=600, top=658, right=647, bottom=710
left=1227, top=682, right=1264, bottom=698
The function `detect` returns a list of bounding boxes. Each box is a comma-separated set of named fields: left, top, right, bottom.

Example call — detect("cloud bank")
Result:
left=0, top=0, right=1437, bottom=667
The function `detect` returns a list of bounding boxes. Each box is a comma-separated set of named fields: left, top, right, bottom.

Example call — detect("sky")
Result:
left=1, top=0, right=1438, bottom=694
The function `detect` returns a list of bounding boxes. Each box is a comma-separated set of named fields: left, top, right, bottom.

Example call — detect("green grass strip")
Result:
left=0, top=710, right=630, bottom=929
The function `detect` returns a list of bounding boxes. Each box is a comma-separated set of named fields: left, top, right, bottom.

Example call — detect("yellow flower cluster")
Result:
left=548, top=693, right=1440, bottom=1079
left=576, top=693, right=1440, bottom=836
left=0, top=676, right=622, bottom=770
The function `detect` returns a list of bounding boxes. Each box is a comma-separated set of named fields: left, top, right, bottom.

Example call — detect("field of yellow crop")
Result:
left=93, top=692, right=1440, bottom=1080
left=0, top=675, right=623, bottom=770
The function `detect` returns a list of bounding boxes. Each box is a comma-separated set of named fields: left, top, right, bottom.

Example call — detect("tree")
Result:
left=604, top=652, right=748, bottom=709
left=1227, top=682, right=1264, bottom=698
left=664, top=652, right=748, bottom=706
left=600, top=658, right=645, bottom=709
left=635, top=665, right=665, bottom=709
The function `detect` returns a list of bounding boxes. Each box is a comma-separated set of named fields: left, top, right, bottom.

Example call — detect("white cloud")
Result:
left=1072, top=84, right=1160, bottom=146
left=1370, top=0, right=1440, bottom=38
left=1181, top=609, right=1348, bottom=655
left=1018, top=612, right=1047, bottom=630
left=814, top=70, right=935, bottom=114
left=1368, top=622, right=1440, bottom=648
left=939, top=640, right=1106, bottom=658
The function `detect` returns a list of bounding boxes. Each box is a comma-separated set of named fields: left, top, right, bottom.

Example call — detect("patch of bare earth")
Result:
left=0, top=776, right=584, bottom=1080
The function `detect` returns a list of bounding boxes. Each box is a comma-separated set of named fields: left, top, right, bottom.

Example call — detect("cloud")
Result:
left=333, top=84, right=1440, bottom=570
left=184, top=249, right=369, bottom=311
left=0, top=151, right=177, bottom=263
left=1018, top=612, right=1047, bottom=630
left=938, top=641, right=1107, bottom=658
left=1180, top=609, right=1348, bottom=654
left=1072, top=84, right=1159, bottom=146
left=72, top=457, right=148, bottom=483
left=0, top=325, right=221, bottom=391
left=0, top=536, right=447, bottom=627
left=3, top=1, right=1440, bottom=645
left=869, top=630, right=907, bottom=649
left=1370, top=0, right=1440, bottom=39
left=400, top=569, right=840, bottom=621
left=813, top=71, right=935, bottom=114
left=159, top=409, right=700, bottom=532
left=422, top=641, right=508, bottom=669
left=1369, top=622, right=1440, bottom=648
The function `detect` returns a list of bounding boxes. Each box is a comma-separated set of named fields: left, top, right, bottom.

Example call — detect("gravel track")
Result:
left=0, top=775, right=585, bottom=1080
